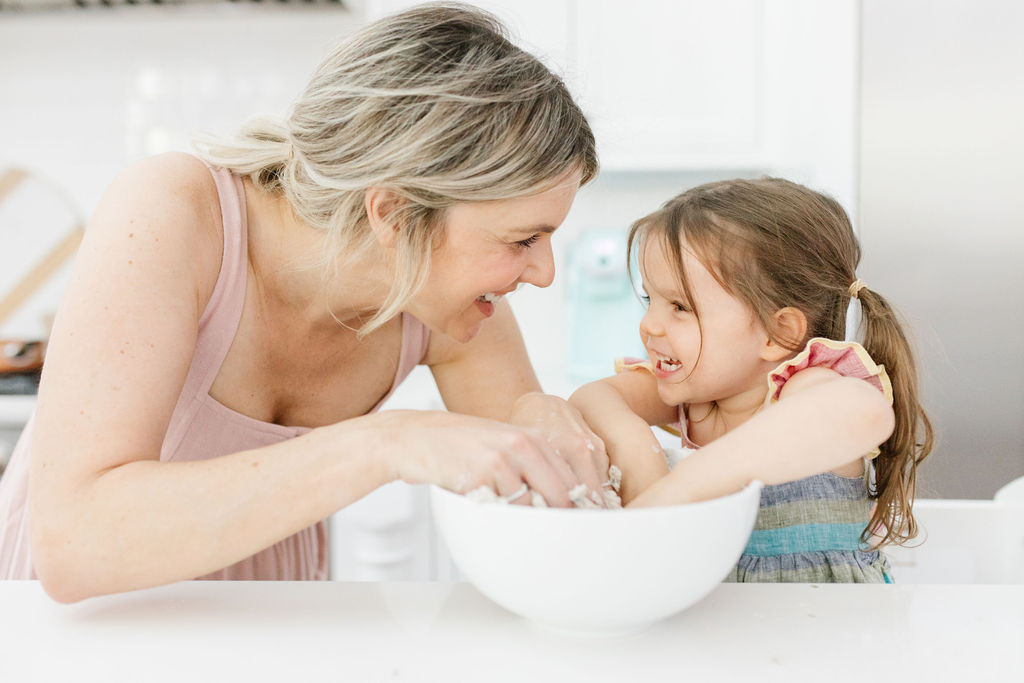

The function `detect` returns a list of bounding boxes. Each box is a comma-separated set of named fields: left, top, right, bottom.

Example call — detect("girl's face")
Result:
left=411, top=169, right=581, bottom=343
left=638, top=238, right=773, bottom=408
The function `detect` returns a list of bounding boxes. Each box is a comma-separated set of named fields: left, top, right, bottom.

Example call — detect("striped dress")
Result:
left=619, top=337, right=895, bottom=584
left=728, top=338, right=895, bottom=583
left=724, top=468, right=892, bottom=583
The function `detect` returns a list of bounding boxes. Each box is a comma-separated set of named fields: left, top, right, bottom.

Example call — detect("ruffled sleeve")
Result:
left=766, top=338, right=894, bottom=405
left=614, top=356, right=655, bottom=374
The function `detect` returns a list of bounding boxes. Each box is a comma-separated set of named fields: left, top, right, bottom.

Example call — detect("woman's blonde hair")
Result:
left=628, top=177, right=933, bottom=547
left=193, top=2, right=597, bottom=334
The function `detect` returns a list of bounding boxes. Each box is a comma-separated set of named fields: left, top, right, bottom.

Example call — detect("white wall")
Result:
left=859, top=0, right=1024, bottom=498
left=0, top=5, right=364, bottom=339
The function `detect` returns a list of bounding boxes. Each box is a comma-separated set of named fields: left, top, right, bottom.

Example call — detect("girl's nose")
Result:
left=521, top=239, right=556, bottom=289
left=639, top=306, right=663, bottom=340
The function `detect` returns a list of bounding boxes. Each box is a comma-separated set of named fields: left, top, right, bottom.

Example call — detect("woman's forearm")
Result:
left=30, top=414, right=391, bottom=603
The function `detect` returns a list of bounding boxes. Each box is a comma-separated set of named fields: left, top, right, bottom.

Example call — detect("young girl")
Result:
left=569, top=177, right=933, bottom=583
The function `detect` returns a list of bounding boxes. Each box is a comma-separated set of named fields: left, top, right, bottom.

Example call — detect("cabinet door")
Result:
left=573, top=0, right=763, bottom=169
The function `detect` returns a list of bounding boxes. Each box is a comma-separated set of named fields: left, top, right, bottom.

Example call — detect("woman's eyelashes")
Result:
left=513, top=234, right=540, bottom=249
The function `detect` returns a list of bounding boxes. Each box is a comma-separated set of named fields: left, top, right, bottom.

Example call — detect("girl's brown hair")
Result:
left=627, top=177, right=933, bottom=547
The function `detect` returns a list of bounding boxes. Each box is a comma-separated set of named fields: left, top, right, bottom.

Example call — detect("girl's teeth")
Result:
left=478, top=292, right=501, bottom=303
left=659, top=359, right=682, bottom=372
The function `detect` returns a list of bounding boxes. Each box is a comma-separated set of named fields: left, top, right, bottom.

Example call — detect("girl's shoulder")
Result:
left=766, top=337, right=893, bottom=406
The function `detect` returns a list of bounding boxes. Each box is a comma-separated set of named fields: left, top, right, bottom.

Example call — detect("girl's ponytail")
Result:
left=857, top=286, right=934, bottom=546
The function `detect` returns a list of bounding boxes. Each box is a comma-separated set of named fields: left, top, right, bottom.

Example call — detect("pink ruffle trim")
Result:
left=614, top=356, right=654, bottom=374
left=766, top=338, right=894, bottom=405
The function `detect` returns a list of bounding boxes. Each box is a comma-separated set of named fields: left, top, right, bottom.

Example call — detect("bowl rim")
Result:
left=429, top=479, right=763, bottom=516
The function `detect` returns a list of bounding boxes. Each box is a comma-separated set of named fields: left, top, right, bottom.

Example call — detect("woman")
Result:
left=0, top=3, right=603, bottom=602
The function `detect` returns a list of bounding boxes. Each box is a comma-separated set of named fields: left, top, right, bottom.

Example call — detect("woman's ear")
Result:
left=761, top=306, right=808, bottom=362
left=364, top=186, right=403, bottom=248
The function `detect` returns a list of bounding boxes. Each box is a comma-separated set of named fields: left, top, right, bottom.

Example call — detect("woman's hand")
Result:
left=506, top=392, right=611, bottom=502
left=370, top=409, right=580, bottom=507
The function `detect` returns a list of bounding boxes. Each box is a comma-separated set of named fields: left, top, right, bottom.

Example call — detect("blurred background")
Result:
left=0, top=0, right=1021, bottom=511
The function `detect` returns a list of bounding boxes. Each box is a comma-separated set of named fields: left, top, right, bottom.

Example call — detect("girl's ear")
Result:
left=364, top=186, right=403, bottom=248
left=761, top=306, right=808, bottom=362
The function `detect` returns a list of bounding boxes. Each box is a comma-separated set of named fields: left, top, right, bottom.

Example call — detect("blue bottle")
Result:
left=564, top=228, right=647, bottom=386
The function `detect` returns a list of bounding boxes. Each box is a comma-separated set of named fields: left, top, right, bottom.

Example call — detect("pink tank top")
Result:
left=0, top=164, right=430, bottom=581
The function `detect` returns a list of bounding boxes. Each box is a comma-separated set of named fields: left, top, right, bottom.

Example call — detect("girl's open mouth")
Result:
left=650, top=351, right=683, bottom=377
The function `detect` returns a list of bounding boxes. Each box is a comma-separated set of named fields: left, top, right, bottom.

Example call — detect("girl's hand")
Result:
left=372, top=410, right=578, bottom=507
left=506, top=392, right=611, bottom=502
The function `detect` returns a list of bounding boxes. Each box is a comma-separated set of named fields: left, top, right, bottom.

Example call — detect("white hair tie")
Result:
left=844, top=279, right=865, bottom=342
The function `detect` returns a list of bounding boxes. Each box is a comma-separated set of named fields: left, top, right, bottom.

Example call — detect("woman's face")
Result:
left=637, top=238, right=770, bottom=407
left=412, top=170, right=581, bottom=342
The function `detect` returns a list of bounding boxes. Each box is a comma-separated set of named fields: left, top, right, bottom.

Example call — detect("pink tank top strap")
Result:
left=398, top=312, right=430, bottom=380
left=183, top=164, right=249, bottom=399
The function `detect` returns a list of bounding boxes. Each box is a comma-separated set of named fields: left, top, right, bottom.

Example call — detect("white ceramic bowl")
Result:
left=430, top=478, right=762, bottom=636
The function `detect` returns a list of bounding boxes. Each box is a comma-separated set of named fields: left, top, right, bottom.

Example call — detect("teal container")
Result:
left=564, top=228, right=647, bottom=386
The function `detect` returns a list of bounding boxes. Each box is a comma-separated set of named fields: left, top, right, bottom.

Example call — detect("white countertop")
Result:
left=1, top=580, right=1021, bottom=682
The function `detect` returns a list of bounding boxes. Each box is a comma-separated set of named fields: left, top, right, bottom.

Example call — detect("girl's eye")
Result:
left=514, top=235, right=540, bottom=249
left=639, top=295, right=651, bottom=307
left=673, top=302, right=691, bottom=313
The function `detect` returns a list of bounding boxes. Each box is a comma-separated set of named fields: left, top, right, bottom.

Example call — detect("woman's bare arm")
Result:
left=27, top=155, right=387, bottom=600
left=427, top=301, right=608, bottom=497
left=29, top=156, right=571, bottom=602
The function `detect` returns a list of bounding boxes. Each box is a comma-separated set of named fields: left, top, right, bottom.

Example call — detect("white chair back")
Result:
left=994, top=476, right=1024, bottom=582
left=884, top=498, right=1018, bottom=583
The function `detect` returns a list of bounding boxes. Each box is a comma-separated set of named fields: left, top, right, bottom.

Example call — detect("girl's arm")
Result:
left=629, top=367, right=895, bottom=507
left=29, top=155, right=573, bottom=602
left=569, top=370, right=678, bottom=504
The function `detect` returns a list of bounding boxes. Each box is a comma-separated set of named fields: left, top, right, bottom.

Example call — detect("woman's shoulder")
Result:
left=767, top=338, right=893, bottom=405
left=87, top=152, right=226, bottom=308
left=99, top=152, right=222, bottom=232
left=109, top=152, right=220, bottom=212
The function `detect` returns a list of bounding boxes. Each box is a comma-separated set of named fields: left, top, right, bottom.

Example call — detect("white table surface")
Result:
left=1, top=580, right=1022, bottom=682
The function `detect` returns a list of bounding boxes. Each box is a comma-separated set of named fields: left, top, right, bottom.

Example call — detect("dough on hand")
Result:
left=464, top=465, right=623, bottom=509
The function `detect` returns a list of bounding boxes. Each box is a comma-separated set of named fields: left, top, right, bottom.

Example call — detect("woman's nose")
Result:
left=521, top=239, right=556, bottom=288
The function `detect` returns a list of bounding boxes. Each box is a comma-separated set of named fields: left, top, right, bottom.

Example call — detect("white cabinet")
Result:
left=884, top=497, right=1024, bottom=584
left=328, top=366, right=461, bottom=581
left=573, top=0, right=763, bottom=170
left=360, top=0, right=858, bottom=212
